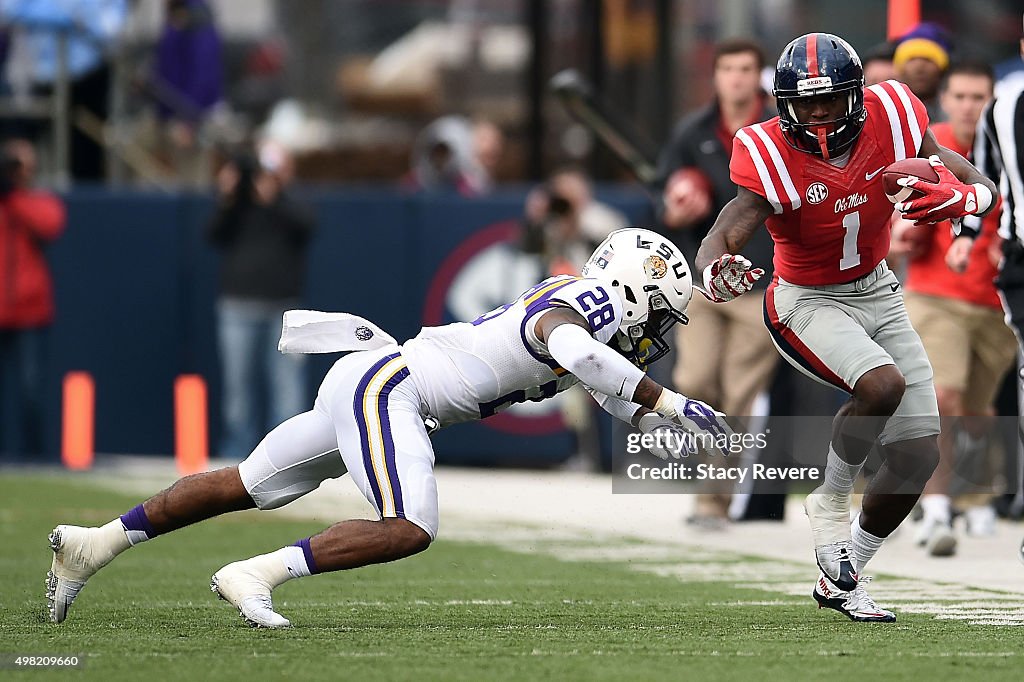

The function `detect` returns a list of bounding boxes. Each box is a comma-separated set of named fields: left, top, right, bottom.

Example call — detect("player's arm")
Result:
left=918, top=129, right=997, bottom=214
left=584, top=386, right=646, bottom=427
left=692, top=187, right=773, bottom=302
left=535, top=309, right=733, bottom=455
left=898, top=129, right=998, bottom=235
left=583, top=387, right=699, bottom=460
left=535, top=308, right=645, bottom=403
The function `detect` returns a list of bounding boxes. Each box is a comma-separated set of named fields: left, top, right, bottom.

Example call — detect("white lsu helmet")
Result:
left=581, top=227, right=692, bottom=367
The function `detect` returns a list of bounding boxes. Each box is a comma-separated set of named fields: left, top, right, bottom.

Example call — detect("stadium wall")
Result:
left=17, top=187, right=649, bottom=465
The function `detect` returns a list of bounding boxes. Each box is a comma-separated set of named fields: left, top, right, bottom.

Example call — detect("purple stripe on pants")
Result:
left=352, top=353, right=398, bottom=512
left=352, top=352, right=410, bottom=518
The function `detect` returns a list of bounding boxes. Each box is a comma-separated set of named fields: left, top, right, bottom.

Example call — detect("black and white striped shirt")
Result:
left=967, top=71, right=1024, bottom=242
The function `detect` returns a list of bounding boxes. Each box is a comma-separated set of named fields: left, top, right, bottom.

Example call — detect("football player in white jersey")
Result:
left=45, top=228, right=732, bottom=628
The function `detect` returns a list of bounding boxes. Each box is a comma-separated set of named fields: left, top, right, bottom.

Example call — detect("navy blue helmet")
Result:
left=773, top=33, right=866, bottom=159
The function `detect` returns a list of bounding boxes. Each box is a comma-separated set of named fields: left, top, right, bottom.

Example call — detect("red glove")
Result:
left=701, top=254, right=765, bottom=303
left=894, top=155, right=990, bottom=225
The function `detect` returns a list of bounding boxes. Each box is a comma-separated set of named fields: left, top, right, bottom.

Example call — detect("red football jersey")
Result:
left=731, top=79, right=929, bottom=286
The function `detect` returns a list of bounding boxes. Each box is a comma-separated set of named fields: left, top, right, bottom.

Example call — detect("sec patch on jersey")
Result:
left=882, top=158, right=939, bottom=204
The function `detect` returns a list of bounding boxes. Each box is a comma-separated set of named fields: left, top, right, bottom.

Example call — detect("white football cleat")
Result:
left=804, top=486, right=858, bottom=591
left=964, top=505, right=997, bottom=537
left=915, top=516, right=957, bottom=557
left=211, top=560, right=291, bottom=629
left=813, top=573, right=896, bottom=623
left=46, top=522, right=126, bottom=623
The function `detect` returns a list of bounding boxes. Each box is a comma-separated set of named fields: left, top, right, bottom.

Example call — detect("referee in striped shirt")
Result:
left=967, top=21, right=1024, bottom=529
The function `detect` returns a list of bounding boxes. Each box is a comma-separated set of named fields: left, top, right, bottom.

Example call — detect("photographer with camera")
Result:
left=521, top=166, right=626, bottom=277
left=0, top=139, right=66, bottom=459
left=207, top=141, right=314, bottom=461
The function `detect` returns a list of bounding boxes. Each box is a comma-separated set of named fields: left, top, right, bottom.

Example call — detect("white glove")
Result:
left=701, top=254, right=764, bottom=303
left=637, top=412, right=695, bottom=460
left=654, top=390, right=735, bottom=457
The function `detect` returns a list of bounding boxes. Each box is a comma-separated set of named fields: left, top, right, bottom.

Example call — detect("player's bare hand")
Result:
left=701, top=254, right=764, bottom=303
left=945, top=235, right=973, bottom=274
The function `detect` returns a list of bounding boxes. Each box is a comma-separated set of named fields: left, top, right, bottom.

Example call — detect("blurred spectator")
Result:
left=522, top=166, right=626, bottom=276
left=862, top=41, right=897, bottom=86
left=404, top=115, right=482, bottom=195
left=0, top=138, right=65, bottom=458
left=0, top=0, right=128, bottom=180
left=655, top=38, right=778, bottom=526
left=207, top=141, right=314, bottom=460
left=470, top=119, right=505, bottom=193
left=232, top=38, right=286, bottom=126
left=893, top=22, right=953, bottom=122
left=151, top=0, right=223, bottom=187
left=895, top=62, right=1016, bottom=555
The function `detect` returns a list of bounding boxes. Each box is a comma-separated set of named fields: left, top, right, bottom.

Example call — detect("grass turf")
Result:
left=0, top=474, right=1020, bottom=681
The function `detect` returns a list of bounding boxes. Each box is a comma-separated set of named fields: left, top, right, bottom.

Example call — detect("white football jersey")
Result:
left=401, top=275, right=623, bottom=426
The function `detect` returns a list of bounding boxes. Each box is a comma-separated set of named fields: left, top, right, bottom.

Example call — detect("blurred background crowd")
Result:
left=0, top=0, right=1016, bottom=188
left=1, top=0, right=1023, bottom=556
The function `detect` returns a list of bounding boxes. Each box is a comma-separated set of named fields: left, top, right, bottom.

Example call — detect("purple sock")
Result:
left=294, top=537, right=319, bottom=575
left=119, top=504, right=157, bottom=545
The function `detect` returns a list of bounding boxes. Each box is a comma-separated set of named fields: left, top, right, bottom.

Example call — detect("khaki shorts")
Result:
left=904, top=292, right=1017, bottom=413
left=673, top=291, right=779, bottom=418
left=764, top=262, right=939, bottom=445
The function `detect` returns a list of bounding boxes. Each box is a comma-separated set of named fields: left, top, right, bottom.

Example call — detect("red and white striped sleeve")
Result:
left=730, top=123, right=802, bottom=214
left=866, top=79, right=930, bottom=161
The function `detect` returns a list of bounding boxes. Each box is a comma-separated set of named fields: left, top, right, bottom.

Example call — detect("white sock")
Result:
left=256, top=547, right=311, bottom=587
left=824, top=445, right=862, bottom=495
left=850, top=513, right=885, bottom=572
left=920, top=494, right=952, bottom=523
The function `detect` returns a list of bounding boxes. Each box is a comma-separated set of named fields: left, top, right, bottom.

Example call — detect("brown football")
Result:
left=882, top=157, right=939, bottom=204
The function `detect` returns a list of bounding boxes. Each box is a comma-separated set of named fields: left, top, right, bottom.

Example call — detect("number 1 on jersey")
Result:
left=840, top=211, right=862, bottom=271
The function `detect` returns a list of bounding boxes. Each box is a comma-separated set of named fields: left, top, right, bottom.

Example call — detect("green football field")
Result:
left=1, top=474, right=1021, bottom=681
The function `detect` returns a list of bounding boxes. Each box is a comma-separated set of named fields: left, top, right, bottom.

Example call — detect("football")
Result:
left=882, top=157, right=939, bottom=204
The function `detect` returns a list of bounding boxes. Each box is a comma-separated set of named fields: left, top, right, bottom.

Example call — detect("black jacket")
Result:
left=207, top=192, right=314, bottom=301
left=656, top=99, right=776, bottom=289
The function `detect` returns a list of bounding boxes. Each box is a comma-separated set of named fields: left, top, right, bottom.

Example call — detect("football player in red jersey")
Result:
left=695, top=33, right=998, bottom=622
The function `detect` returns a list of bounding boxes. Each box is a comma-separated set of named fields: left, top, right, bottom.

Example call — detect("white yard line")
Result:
left=81, top=457, right=1024, bottom=626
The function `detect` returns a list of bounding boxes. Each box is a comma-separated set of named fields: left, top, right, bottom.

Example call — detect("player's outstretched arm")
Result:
left=536, top=308, right=646, bottom=403
left=693, top=187, right=773, bottom=302
left=536, top=310, right=733, bottom=456
left=584, top=386, right=702, bottom=460
left=695, top=187, right=773, bottom=272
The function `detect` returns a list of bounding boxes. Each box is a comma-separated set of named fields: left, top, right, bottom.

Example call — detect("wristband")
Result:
left=653, top=388, right=679, bottom=417
left=971, top=183, right=993, bottom=215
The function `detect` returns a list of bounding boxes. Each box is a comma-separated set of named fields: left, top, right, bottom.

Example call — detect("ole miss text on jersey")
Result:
left=730, top=79, right=929, bottom=286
